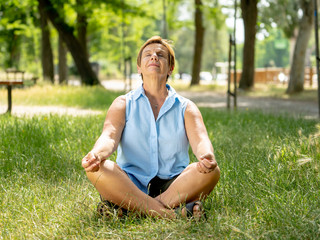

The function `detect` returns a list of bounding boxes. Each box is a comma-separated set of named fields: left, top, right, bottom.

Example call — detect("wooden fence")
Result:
left=230, top=67, right=316, bottom=86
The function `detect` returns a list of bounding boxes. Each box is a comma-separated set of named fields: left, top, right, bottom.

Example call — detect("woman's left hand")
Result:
left=197, top=153, right=217, bottom=174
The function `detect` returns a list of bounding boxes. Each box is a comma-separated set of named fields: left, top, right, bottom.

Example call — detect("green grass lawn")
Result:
left=0, top=84, right=122, bottom=110
left=1, top=85, right=319, bottom=239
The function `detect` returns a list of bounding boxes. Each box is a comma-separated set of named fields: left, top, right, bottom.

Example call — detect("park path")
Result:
left=0, top=105, right=103, bottom=117
left=1, top=79, right=319, bottom=119
left=179, top=91, right=319, bottom=119
left=103, top=79, right=319, bottom=119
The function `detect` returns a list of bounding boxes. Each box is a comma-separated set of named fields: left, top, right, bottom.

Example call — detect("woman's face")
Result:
left=137, top=43, right=173, bottom=80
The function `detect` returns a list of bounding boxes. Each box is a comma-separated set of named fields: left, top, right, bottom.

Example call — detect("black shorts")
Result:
left=147, top=175, right=179, bottom=198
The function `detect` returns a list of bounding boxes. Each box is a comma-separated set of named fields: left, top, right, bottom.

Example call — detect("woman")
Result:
left=82, top=36, right=220, bottom=219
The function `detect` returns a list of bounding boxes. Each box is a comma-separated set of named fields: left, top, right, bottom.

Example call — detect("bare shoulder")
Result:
left=185, top=100, right=202, bottom=119
left=103, top=95, right=126, bottom=130
left=109, top=95, right=126, bottom=110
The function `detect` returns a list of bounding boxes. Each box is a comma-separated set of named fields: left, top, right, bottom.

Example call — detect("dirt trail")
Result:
left=0, top=105, right=103, bottom=117
left=179, top=91, right=319, bottom=119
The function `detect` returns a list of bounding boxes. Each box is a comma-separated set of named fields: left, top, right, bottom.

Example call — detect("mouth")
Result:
left=148, top=63, right=160, bottom=67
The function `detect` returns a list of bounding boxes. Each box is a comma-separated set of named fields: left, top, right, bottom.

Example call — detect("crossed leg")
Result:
left=86, top=160, right=220, bottom=219
left=156, top=163, right=220, bottom=208
left=155, top=162, right=220, bottom=217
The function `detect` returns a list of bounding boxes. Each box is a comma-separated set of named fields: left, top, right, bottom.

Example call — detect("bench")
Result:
left=0, top=69, right=25, bottom=114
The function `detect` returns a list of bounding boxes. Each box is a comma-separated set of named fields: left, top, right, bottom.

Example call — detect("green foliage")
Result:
left=255, top=29, right=290, bottom=68
left=0, top=0, right=232, bottom=79
left=203, top=0, right=226, bottom=30
left=172, top=0, right=229, bottom=75
left=258, top=0, right=300, bottom=38
left=0, top=0, right=41, bottom=72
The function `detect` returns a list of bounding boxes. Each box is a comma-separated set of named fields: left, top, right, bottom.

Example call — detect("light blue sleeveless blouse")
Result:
left=116, top=84, right=190, bottom=193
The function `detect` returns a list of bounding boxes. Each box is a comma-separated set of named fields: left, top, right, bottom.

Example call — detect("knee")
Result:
left=200, top=165, right=220, bottom=194
left=200, top=165, right=220, bottom=184
left=86, top=160, right=116, bottom=184
left=211, top=165, right=220, bottom=183
left=190, top=163, right=220, bottom=184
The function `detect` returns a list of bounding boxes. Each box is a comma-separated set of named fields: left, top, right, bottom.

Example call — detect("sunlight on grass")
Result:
left=0, top=84, right=123, bottom=110
left=0, top=85, right=319, bottom=238
left=1, top=107, right=319, bottom=239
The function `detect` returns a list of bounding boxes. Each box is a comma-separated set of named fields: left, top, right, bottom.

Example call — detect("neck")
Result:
left=144, top=82, right=168, bottom=108
left=143, top=76, right=167, bottom=96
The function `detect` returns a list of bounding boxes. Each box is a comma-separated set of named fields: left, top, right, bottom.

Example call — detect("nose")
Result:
left=150, top=52, right=158, bottom=61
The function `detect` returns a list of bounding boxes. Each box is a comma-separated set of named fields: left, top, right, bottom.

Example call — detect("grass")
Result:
left=238, top=83, right=318, bottom=102
left=1, top=85, right=320, bottom=239
left=0, top=84, right=122, bottom=110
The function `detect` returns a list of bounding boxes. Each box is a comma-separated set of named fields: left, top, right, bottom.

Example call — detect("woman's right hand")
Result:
left=82, top=152, right=101, bottom=172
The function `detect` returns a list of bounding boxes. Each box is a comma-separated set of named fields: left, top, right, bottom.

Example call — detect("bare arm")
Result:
left=184, top=101, right=217, bottom=173
left=82, top=95, right=126, bottom=172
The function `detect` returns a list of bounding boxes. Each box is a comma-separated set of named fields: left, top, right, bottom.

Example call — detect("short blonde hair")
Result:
left=137, top=36, right=175, bottom=70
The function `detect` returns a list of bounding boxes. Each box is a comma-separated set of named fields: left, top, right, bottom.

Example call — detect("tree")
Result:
left=202, top=0, right=227, bottom=74
left=239, top=0, right=258, bottom=90
left=259, top=0, right=300, bottom=61
left=0, top=1, right=27, bottom=69
left=58, top=33, right=68, bottom=84
left=190, top=0, right=205, bottom=86
left=76, top=0, right=89, bottom=59
left=5, top=31, right=21, bottom=69
left=286, top=0, right=314, bottom=94
left=37, top=0, right=99, bottom=85
left=78, top=0, right=153, bottom=78
left=38, top=0, right=54, bottom=82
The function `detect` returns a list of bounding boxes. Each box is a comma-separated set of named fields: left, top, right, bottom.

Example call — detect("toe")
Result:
left=193, top=203, right=202, bottom=220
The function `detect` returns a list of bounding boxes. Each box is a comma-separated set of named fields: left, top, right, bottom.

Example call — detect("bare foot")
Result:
left=180, top=201, right=204, bottom=220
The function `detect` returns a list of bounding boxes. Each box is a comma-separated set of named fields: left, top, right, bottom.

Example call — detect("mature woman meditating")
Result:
left=81, top=36, right=220, bottom=219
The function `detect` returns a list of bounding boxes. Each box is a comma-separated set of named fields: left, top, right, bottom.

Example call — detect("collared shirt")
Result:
left=116, top=84, right=190, bottom=193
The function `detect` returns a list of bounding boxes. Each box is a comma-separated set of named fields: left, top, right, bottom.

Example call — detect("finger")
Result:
left=200, top=153, right=214, bottom=161
left=82, top=157, right=91, bottom=169
left=197, top=162, right=210, bottom=173
left=82, top=156, right=94, bottom=168
left=85, top=161, right=100, bottom=172
left=87, top=152, right=97, bottom=163
left=200, top=159, right=211, bottom=169
left=82, top=152, right=99, bottom=169
left=201, top=159, right=217, bottom=170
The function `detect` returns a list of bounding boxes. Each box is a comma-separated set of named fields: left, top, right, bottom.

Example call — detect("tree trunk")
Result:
left=6, top=31, right=20, bottom=69
left=190, top=0, right=205, bottom=86
left=286, top=0, right=314, bottom=94
left=38, top=1, right=54, bottom=83
left=239, top=0, right=258, bottom=90
left=37, top=0, right=99, bottom=85
left=58, top=33, right=68, bottom=84
left=76, top=0, right=88, bottom=59
left=289, top=29, right=298, bottom=65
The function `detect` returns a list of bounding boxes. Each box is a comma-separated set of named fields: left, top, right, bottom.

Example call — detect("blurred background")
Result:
left=0, top=0, right=317, bottom=94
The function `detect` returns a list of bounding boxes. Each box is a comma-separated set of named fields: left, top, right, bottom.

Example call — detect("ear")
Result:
left=137, top=65, right=141, bottom=74
left=168, top=65, right=174, bottom=76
